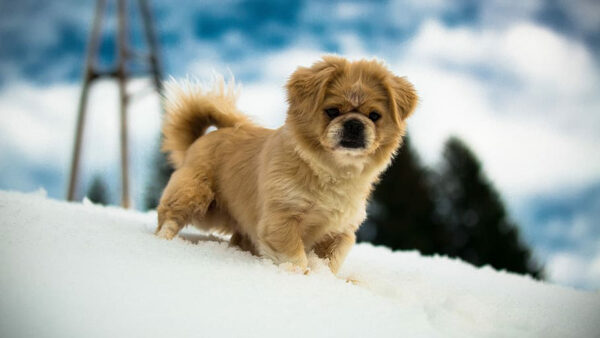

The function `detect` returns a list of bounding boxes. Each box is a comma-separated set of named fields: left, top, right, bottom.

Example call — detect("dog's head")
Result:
left=286, top=56, right=417, bottom=166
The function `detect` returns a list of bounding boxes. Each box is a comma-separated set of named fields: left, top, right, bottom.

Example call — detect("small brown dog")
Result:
left=155, top=56, right=417, bottom=274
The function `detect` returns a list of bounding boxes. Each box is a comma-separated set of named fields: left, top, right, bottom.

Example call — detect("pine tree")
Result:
left=87, top=174, right=109, bottom=205
left=435, top=137, right=542, bottom=278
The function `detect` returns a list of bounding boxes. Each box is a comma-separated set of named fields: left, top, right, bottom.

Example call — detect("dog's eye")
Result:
left=369, top=111, right=381, bottom=122
left=325, top=108, right=340, bottom=119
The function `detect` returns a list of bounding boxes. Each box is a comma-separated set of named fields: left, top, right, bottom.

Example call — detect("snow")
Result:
left=1, top=190, right=599, bottom=338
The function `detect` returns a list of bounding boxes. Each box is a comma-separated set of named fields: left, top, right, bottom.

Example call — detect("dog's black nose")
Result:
left=343, top=119, right=364, bottom=137
left=340, top=119, right=365, bottom=148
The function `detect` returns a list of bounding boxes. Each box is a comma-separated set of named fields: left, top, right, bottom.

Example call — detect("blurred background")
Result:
left=0, top=0, right=599, bottom=290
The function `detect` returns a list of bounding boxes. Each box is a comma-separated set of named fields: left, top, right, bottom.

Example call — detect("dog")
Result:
left=155, top=56, right=417, bottom=274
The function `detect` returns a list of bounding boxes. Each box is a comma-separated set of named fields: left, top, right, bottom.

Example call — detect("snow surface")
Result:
left=1, top=190, right=599, bottom=338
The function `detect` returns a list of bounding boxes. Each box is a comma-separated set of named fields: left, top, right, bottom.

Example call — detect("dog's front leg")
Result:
left=313, top=231, right=356, bottom=274
left=257, top=215, right=308, bottom=272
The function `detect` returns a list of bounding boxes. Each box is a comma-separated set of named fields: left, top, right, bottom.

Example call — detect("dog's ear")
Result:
left=286, top=56, right=345, bottom=114
left=387, top=76, right=418, bottom=122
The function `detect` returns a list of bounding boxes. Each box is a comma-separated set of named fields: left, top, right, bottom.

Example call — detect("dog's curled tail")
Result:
left=161, top=76, right=248, bottom=168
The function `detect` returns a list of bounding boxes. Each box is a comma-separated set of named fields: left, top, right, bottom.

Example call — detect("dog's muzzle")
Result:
left=340, top=119, right=365, bottom=149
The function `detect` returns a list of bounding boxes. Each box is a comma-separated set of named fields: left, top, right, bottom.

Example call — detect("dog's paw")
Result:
left=155, top=220, right=179, bottom=240
left=279, top=262, right=310, bottom=275
left=258, top=244, right=309, bottom=273
left=276, top=253, right=309, bottom=274
left=155, top=227, right=176, bottom=239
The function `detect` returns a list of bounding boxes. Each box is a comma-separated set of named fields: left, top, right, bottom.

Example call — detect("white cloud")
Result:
left=502, top=24, right=597, bottom=94
left=406, top=20, right=598, bottom=94
left=0, top=83, right=77, bottom=167
left=237, top=82, right=287, bottom=129
left=261, top=47, right=326, bottom=81
left=396, top=20, right=600, bottom=199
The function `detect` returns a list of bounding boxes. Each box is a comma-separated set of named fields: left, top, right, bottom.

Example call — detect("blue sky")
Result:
left=1, top=0, right=599, bottom=290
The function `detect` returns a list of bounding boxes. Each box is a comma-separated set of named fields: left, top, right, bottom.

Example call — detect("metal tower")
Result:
left=67, top=0, right=163, bottom=208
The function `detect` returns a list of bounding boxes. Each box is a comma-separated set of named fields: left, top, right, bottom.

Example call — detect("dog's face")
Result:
left=286, top=56, right=417, bottom=165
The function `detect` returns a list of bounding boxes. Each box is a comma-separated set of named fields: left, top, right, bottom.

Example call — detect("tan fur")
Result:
left=155, top=56, right=418, bottom=274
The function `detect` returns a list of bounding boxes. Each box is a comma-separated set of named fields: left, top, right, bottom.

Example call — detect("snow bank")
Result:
left=0, top=190, right=598, bottom=338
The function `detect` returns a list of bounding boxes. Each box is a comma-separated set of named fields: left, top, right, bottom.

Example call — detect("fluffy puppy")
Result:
left=155, top=56, right=417, bottom=274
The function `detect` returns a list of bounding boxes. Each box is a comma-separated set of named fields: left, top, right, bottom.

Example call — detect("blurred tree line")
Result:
left=360, top=136, right=543, bottom=278
left=143, top=136, right=542, bottom=278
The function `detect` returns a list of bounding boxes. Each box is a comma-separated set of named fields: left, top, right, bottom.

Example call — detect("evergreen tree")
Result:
left=435, top=137, right=542, bottom=278
left=87, top=174, right=109, bottom=205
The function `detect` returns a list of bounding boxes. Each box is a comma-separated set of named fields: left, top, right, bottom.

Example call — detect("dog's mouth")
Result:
left=339, top=139, right=365, bottom=149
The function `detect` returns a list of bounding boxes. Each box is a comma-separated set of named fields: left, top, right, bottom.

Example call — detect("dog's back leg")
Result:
left=155, top=166, right=214, bottom=239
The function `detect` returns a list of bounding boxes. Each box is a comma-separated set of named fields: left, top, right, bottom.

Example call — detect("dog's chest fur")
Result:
left=305, top=177, right=368, bottom=232
left=280, top=157, right=372, bottom=247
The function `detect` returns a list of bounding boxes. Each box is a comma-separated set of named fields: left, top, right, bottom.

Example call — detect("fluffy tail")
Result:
left=161, top=76, right=248, bottom=168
